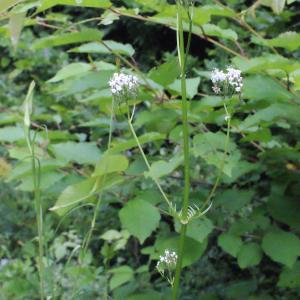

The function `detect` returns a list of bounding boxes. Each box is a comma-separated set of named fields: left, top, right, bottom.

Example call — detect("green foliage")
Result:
left=119, top=199, right=160, bottom=243
left=1, top=0, right=300, bottom=299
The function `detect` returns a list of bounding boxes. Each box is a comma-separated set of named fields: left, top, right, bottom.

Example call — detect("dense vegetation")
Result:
left=1, top=0, right=300, bottom=299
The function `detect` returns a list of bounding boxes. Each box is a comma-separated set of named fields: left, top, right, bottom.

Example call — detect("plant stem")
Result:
left=29, top=131, right=45, bottom=300
left=83, top=98, right=114, bottom=255
left=201, top=109, right=231, bottom=211
left=172, top=3, right=191, bottom=299
left=127, top=115, right=171, bottom=206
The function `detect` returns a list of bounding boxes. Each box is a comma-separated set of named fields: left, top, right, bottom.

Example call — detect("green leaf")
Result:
left=144, top=154, right=183, bottom=179
left=232, top=54, right=300, bottom=74
left=278, top=261, right=300, bottom=288
left=155, top=235, right=207, bottom=267
left=109, top=132, right=165, bottom=154
left=51, top=142, right=101, bottom=165
left=0, top=0, right=20, bottom=13
left=203, top=24, right=237, bottom=41
left=22, top=81, right=35, bottom=127
left=218, top=233, right=243, bottom=257
left=262, top=228, right=300, bottom=267
left=271, top=0, right=286, bottom=14
left=109, top=266, right=134, bottom=290
left=7, top=159, right=66, bottom=182
left=70, top=40, right=135, bottom=56
left=148, top=57, right=180, bottom=87
left=51, top=70, right=114, bottom=96
left=0, top=126, right=25, bottom=143
left=193, top=131, right=239, bottom=177
left=225, top=280, right=257, bottom=300
left=239, top=103, right=300, bottom=130
left=237, top=243, right=263, bottom=269
left=175, top=217, right=214, bottom=243
left=32, top=29, right=103, bottom=49
left=119, top=199, right=160, bottom=243
left=8, top=12, right=25, bottom=50
left=215, top=189, right=254, bottom=212
left=168, top=77, right=200, bottom=99
left=267, top=31, right=300, bottom=51
left=47, top=63, right=92, bottom=83
left=268, top=195, right=300, bottom=230
left=17, top=172, right=65, bottom=192
left=243, top=75, right=292, bottom=102
left=93, top=154, right=129, bottom=176
left=38, top=0, right=112, bottom=11
left=51, top=174, right=123, bottom=216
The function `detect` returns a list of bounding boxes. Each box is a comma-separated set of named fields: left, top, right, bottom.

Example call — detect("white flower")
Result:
left=211, top=68, right=227, bottom=84
left=211, top=66, right=243, bottom=94
left=109, top=72, right=139, bottom=98
left=157, top=249, right=177, bottom=268
left=226, top=66, right=243, bottom=93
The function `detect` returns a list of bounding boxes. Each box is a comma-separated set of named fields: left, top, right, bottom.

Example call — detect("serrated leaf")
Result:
left=119, top=199, right=160, bottom=243
left=262, top=228, right=300, bottom=267
left=237, top=243, right=263, bottom=269
left=218, top=232, right=242, bottom=257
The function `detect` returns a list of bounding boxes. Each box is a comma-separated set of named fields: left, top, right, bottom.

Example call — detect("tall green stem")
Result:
left=28, top=130, right=45, bottom=300
left=172, top=3, right=191, bottom=299
left=83, top=98, right=115, bottom=254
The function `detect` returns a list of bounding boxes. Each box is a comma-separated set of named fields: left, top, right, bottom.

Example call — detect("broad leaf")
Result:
left=51, top=174, right=123, bottom=216
left=119, top=199, right=160, bottom=243
left=51, top=142, right=101, bottom=164
left=262, top=228, right=300, bottom=267
left=109, top=266, right=134, bottom=290
left=218, top=232, right=242, bottom=257
left=237, top=243, right=263, bottom=269
left=144, top=154, right=183, bottom=179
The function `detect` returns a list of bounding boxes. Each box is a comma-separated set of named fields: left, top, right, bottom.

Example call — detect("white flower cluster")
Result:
left=109, top=72, right=139, bottom=98
left=211, top=66, right=243, bottom=94
left=156, top=249, right=178, bottom=270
